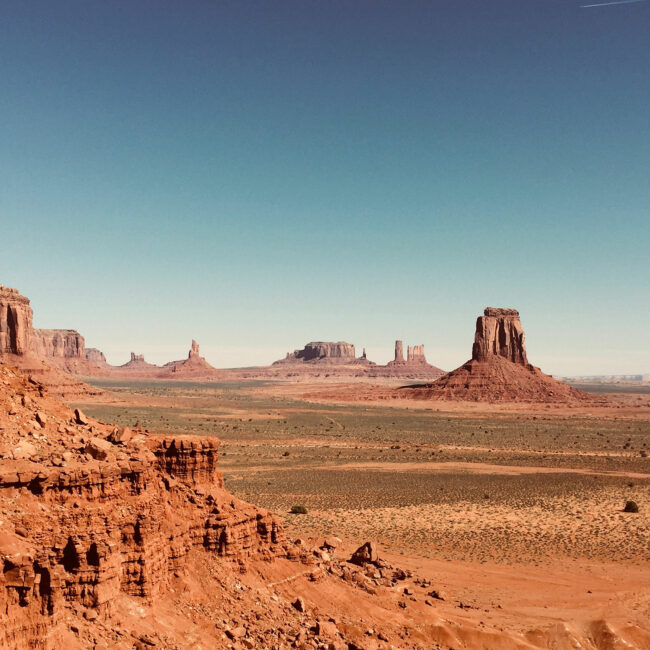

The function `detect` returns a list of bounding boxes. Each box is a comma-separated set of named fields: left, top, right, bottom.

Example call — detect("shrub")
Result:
left=624, top=500, right=639, bottom=513
left=290, top=505, right=308, bottom=515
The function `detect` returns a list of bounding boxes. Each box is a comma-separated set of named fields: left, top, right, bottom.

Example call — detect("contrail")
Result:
left=581, top=0, right=646, bottom=7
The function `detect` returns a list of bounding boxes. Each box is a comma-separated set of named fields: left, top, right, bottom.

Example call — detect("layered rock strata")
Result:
left=0, top=363, right=284, bottom=648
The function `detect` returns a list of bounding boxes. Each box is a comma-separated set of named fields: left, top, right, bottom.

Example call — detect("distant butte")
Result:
left=120, top=352, right=158, bottom=371
left=401, top=308, right=593, bottom=403
left=159, top=340, right=220, bottom=377
left=380, top=340, right=444, bottom=379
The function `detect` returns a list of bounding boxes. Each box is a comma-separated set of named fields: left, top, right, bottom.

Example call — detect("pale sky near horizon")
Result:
left=1, top=1, right=649, bottom=375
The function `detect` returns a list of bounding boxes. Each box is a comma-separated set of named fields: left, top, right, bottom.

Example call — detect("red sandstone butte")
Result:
left=402, top=308, right=594, bottom=403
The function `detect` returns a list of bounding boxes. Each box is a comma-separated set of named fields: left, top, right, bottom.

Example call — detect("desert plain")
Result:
left=73, top=374, right=650, bottom=648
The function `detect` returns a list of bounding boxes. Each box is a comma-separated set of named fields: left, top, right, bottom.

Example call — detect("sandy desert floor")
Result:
left=74, top=377, right=650, bottom=647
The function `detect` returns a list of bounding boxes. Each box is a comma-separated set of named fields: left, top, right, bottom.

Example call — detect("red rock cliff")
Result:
left=0, top=285, right=34, bottom=355
left=32, top=329, right=85, bottom=359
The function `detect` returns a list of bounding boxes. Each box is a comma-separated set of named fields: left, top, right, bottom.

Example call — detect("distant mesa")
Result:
left=274, top=341, right=371, bottom=366
left=85, top=347, right=107, bottom=366
left=402, top=307, right=593, bottom=403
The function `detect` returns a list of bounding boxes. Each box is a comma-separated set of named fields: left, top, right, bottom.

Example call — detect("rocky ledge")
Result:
left=0, top=363, right=284, bottom=648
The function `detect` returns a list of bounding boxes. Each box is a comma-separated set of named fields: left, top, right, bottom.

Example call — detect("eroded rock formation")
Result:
left=401, top=307, right=592, bottom=403
left=85, top=348, right=107, bottom=366
left=0, top=285, right=34, bottom=355
left=472, top=308, right=528, bottom=365
left=0, top=363, right=284, bottom=647
left=189, top=339, right=200, bottom=359
left=394, top=340, right=405, bottom=364
left=280, top=341, right=357, bottom=362
left=384, top=341, right=439, bottom=376
left=407, top=344, right=426, bottom=364
left=159, top=341, right=220, bottom=377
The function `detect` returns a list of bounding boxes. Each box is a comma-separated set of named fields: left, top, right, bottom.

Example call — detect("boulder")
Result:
left=84, top=437, right=113, bottom=461
left=108, top=426, right=133, bottom=445
left=349, top=541, right=379, bottom=566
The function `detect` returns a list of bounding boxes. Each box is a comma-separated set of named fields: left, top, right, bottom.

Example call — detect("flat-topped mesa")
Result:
left=278, top=341, right=357, bottom=363
left=472, top=307, right=528, bottom=365
left=0, top=284, right=34, bottom=355
left=131, top=353, right=145, bottom=363
left=301, top=341, right=356, bottom=360
left=31, top=329, right=85, bottom=359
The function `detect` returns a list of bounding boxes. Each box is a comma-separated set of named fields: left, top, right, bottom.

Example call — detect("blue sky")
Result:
left=1, top=1, right=648, bottom=374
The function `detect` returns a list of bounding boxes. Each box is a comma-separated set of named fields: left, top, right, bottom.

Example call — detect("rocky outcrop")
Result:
left=85, top=348, right=107, bottom=366
left=0, top=363, right=284, bottom=648
left=406, top=345, right=426, bottom=364
left=31, top=330, right=85, bottom=359
left=472, top=308, right=528, bottom=365
left=0, top=285, right=33, bottom=355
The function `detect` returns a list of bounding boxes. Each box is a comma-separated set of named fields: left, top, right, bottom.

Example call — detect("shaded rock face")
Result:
left=394, top=340, right=404, bottom=364
left=32, top=329, right=85, bottom=359
left=0, top=285, right=34, bottom=355
left=85, top=348, right=107, bottom=365
left=472, top=308, right=528, bottom=365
